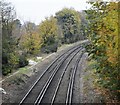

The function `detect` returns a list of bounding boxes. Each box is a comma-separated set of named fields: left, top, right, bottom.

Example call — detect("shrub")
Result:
left=2, top=65, right=12, bottom=75
left=19, top=54, right=28, bottom=67
left=2, top=52, right=19, bottom=75
left=41, top=43, right=58, bottom=53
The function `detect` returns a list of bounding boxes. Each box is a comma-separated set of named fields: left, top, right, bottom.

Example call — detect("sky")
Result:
left=7, top=0, right=91, bottom=25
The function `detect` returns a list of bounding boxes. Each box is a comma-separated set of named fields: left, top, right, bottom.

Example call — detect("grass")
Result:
left=18, top=67, right=29, bottom=74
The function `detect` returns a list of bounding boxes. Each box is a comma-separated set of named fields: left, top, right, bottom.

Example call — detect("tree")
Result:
left=39, top=16, right=60, bottom=53
left=1, top=0, right=19, bottom=75
left=19, top=21, right=43, bottom=55
left=12, top=19, right=22, bottom=39
left=79, top=11, right=88, bottom=40
left=85, top=1, right=119, bottom=99
left=20, top=32, right=43, bottom=55
left=55, top=8, right=81, bottom=43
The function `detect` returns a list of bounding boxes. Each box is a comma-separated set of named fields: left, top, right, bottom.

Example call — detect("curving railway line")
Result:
left=19, top=41, right=88, bottom=104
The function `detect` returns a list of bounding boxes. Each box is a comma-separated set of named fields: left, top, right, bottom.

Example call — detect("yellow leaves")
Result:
left=40, top=16, right=58, bottom=35
left=106, top=39, right=118, bottom=66
left=8, top=53, right=19, bottom=66
left=86, top=2, right=119, bottom=98
left=96, top=50, right=99, bottom=55
left=97, top=2, right=118, bottom=68
left=31, top=33, right=43, bottom=49
left=106, top=47, right=118, bottom=66
left=39, top=16, right=59, bottom=45
left=104, top=76, right=110, bottom=81
left=20, top=32, right=43, bottom=54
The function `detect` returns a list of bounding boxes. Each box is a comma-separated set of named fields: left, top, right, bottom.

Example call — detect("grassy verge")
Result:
left=18, top=67, right=29, bottom=74
left=3, top=67, right=30, bottom=85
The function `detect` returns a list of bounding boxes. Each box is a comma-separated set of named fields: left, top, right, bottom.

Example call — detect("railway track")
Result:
left=19, top=42, right=87, bottom=104
left=65, top=52, right=83, bottom=105
left=50, top=50, right=84, bottom=105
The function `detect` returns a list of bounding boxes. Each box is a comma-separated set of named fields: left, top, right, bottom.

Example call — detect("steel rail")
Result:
left=66, top=52, right=83, bottom=105
left=51, top=50, right=84, bottom=105
left=19, top=45, right=81, bottom=105
left=34, top=48, right=82, bottom=105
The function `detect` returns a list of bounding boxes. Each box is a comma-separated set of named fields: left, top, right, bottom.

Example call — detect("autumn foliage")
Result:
left=85, top=1, right=119, bottom=99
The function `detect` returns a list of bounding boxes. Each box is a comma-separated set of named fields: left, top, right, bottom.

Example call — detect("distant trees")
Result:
left=55, top=8, right=81, bottom=44
left=1, top=0, right=85, bottom=75
left=79, top=11, right=88, bottom=39
left=20, top=32, right=43, bottom=55
left=20, top=21, right=43, bottom=55
left=12, top=19, right=22, bottom=39
left=39, top=16, right=60, bottom=53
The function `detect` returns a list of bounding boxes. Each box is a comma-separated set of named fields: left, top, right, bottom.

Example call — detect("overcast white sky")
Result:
left=7, top=0, right=91, bottom=25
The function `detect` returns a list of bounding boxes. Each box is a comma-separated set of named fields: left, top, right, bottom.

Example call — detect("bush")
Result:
left=8, top=53, right=19, bottom=68
left=2, top=52, right=19, bottom=75
left=41, top=43, right=58, bottom=53
left=19, top=54, right=28, bottom=67
left=2, top=65, right=12, bottom=75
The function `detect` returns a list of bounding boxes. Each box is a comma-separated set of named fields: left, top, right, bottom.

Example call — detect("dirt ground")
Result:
left=1, top=40, right=104, bottom=104
left=79, top=53, right=104, bottom=103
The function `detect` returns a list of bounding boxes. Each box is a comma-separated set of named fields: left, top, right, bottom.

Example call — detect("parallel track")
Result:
left=66, top=52, right=83, bottom=105
left=35, top=48, right=83, bottom=104
left=19, top=44, right=83, bottom=105
left=19, top=41, right=89, bottom=104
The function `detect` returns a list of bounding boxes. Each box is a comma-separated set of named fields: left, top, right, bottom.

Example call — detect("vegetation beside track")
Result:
left=85, top=1, right=119, bottom=102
